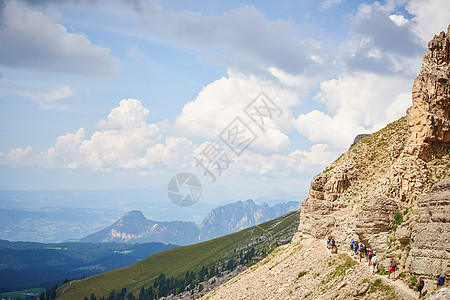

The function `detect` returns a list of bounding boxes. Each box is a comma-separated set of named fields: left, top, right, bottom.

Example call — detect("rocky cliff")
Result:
left=199, top=199, right=300, bottom=241
left=299, top=26, right=450, bottom=280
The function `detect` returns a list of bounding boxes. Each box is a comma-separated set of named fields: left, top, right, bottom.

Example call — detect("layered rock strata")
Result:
left=408, top=179, right=450, bottom=278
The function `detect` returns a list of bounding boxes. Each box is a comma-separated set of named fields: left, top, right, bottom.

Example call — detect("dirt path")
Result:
left=347, top=249, right=416, bottom=299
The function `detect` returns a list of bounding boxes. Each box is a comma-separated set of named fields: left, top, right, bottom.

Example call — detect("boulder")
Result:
left=354, top=282, right=371, bottom=296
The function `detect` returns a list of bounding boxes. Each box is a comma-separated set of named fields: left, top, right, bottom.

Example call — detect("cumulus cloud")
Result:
left=293, top=72, right=412, bottom=149
left=345, top=1, right=424, bottom=76
left=215, top=143, right=338, bottom=183
left=96, top=99, right=153, bottom=130
left=174, top=68, right=304, bottom=154
left=389, top=14, right=408, bottom=26
left=2, top=99, right=176, bottom=172
left=6, top=146, right=34, bottom=166
left=0, top=1, right=121, bottom=77
left=1, top=94, right=338, bottom=186
left=406, top=0, right=450, bottom=43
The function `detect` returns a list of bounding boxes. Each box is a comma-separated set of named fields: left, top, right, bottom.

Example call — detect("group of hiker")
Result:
left=350, top=239, right=378, bottom=274
left=416, top=275, right=446, bottom=298
left=326, top=236, right=446, bottom=298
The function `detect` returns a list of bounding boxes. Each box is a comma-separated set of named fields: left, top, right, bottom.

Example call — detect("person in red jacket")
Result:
left=388, top=258, right=397, bottom=279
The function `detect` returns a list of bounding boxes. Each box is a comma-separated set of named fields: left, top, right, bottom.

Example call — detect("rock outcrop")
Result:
left=355, top=196, right=399, bottom=252
left=408, top=179, right=450, bottom=278
left=406, top=25, right=450, bottom=160
left=299, top=25, right=450, bottom=279
left=349, top=133, right=370, bottom=149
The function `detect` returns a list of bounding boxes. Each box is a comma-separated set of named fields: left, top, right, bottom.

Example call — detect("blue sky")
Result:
left=0, top=0, right=449, bottom=204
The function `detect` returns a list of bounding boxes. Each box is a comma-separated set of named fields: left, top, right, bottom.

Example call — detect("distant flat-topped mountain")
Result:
left=80, top=210, right=200, bottom=245
left=81, top=200, right=300, bottom=245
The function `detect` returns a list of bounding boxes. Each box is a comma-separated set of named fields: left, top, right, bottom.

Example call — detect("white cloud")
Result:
left=406, top=0, right=450, bottom=43
left=293, top=72, right=412, bottom=149
left=0, top=1, right=121, bottom=77
left=7, top=146, right=33, bottom=165
left=21, top=85, right=75, bottom=110
left=342, top=1, right=431, bottom=77
left=127, top=137, right=195, bottom=172
left=1, top=99, right=174, bottom=172
left=96, top=99, right=152, bottom=129
left=174, top=69, right=302, bottom=154
left=40, top=127, right=85, bottom=168
left=218, top=143, right=338, bottom=181
left=389, top=14, right=408, bottom=26
left=41, top=85, right=74, bottom=102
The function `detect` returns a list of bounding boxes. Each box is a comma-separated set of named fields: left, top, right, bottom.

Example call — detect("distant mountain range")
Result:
left=80, top=199, right=300, bottom=245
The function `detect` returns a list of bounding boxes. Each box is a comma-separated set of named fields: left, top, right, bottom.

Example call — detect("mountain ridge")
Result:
left=81, top=199, right=300, bottom=245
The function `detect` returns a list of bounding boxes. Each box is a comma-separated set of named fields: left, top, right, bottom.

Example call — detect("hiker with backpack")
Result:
left=371, top=252, right=377, bottom=274
left=350, top=239, right=354, bottom=252
left=353, top=241, right=359, bottom=258
left=359, top=243, right=364, bottom=262
left=388, top=258, right=397, bottom=279
left=368, top=248, right=373, bottom=266
left=327, top=235, right=332, bottom=249
left=436, top=275, right=445, bottom=288
left=417, top=277, right=425, bottom=298
left=330, top=238, right=337, bottom=253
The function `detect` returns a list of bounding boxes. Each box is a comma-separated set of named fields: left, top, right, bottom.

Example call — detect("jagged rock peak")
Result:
left=406, top=25, right=450, bottom=160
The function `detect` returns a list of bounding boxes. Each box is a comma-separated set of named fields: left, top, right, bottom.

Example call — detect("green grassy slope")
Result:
left=58, top=210, right=299, bottom=299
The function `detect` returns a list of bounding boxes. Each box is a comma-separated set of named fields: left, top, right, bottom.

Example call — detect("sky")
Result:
left=0, top=0, right=449, bottom=205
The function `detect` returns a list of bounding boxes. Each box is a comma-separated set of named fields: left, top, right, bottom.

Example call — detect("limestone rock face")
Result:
left=406, top=25, right=450, bottom=160
left=299, top=25, right=450, bottom=264
left=408, top=179, right=450, bottom=278
left=299, top=167, right=354, bottom=238
left=355, top=197, right=399, bottom=252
